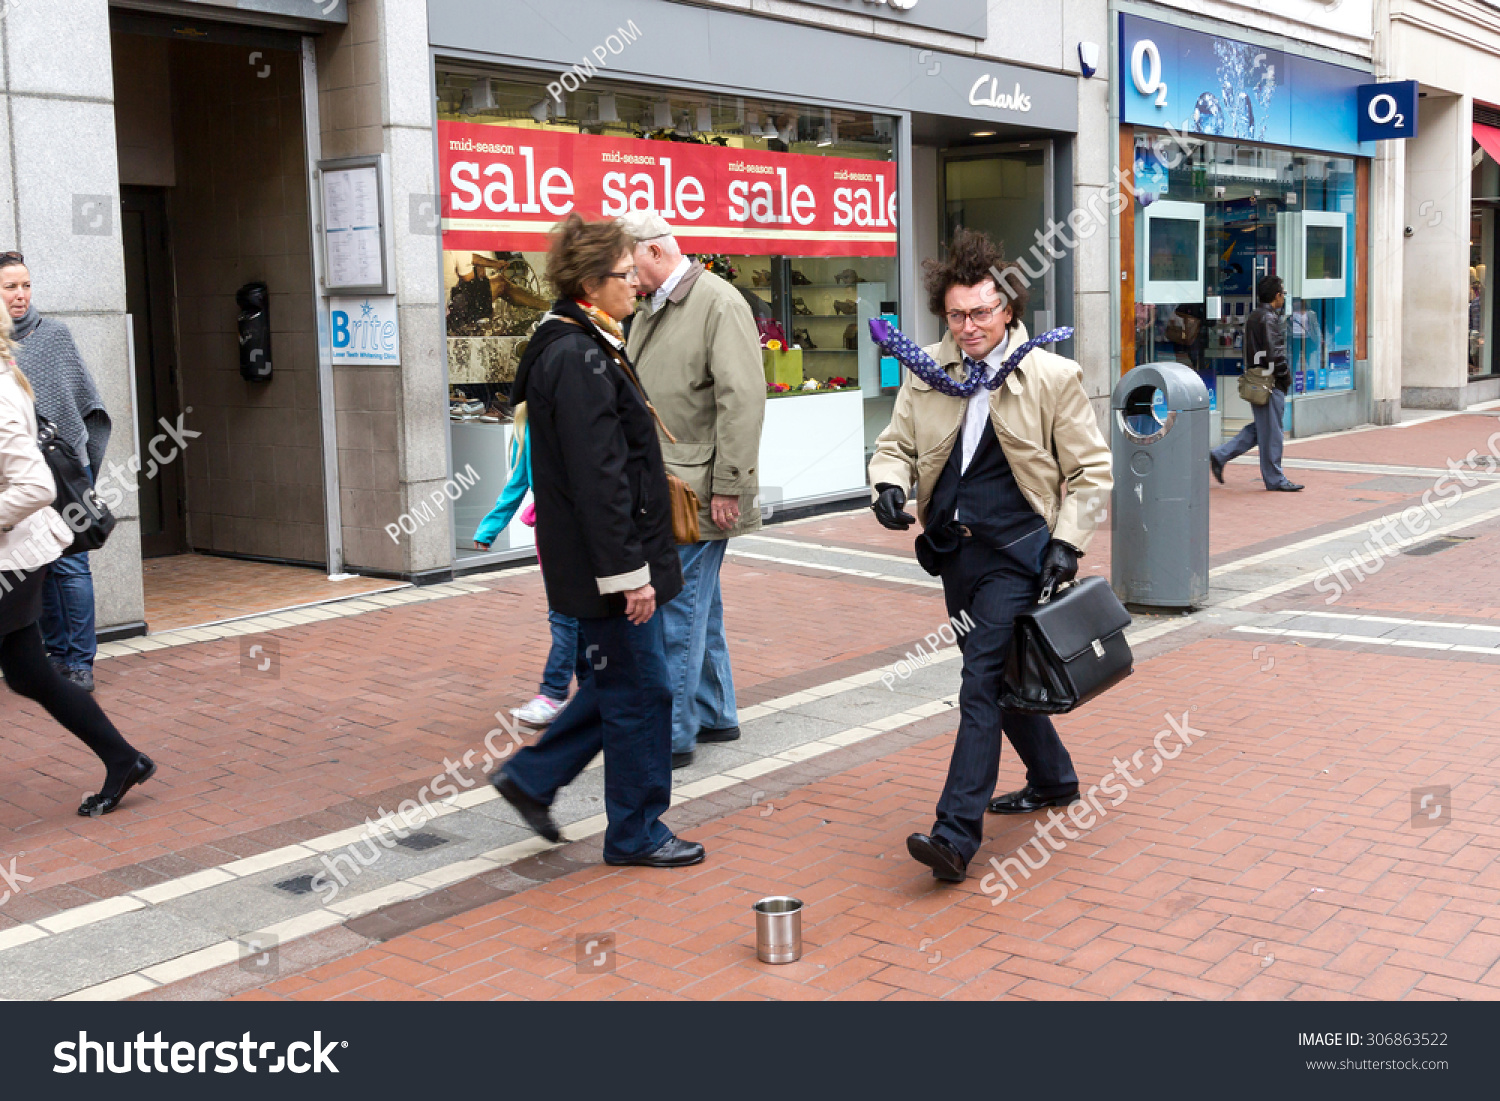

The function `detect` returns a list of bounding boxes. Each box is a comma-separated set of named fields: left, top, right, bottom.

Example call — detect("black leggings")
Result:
left=0, top=623, right=136, bottom=773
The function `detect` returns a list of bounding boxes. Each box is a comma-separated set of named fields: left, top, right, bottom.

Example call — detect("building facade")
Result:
left=0, top=0, right=1116, bottom=636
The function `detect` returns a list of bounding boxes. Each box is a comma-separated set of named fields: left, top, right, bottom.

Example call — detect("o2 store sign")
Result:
left=438, top=120, right=897, bottom=257
left=1357, top=81, right=1418, bottom=142
left=330, top=296, right=400, bottom=366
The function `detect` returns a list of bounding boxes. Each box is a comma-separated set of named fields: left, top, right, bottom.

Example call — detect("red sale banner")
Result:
left=438, top=120, right=897, bottom=257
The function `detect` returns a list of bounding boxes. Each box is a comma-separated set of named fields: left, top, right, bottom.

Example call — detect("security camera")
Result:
left=1404, top=226, right=1415, bottom=237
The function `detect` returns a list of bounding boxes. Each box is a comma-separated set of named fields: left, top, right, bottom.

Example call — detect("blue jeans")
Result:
left=1212, top=388, right=1291, bottom=489
left=538, top=609, right=588, bottom=701
left=502, top=613, right=675, bottom=862
left=42, top=552, right=96, bottom=670
left=934, top=528, right=1078, bottom=864
left=659, top=539, right=739, bottom=754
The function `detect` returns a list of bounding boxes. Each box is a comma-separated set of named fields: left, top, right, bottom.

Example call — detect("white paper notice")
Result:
left=322, top=165, right=383, bottom=288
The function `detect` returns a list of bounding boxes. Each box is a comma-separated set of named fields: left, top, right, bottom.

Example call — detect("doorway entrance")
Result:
left=941, top=141, right=1055, bottom=333
left=121, top=185, right=185, bottom=558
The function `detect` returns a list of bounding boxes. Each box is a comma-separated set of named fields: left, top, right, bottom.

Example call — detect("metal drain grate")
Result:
left=394, top=831, right=450, bottom=852
left=1404, top=536, right=1475, bottom=557
left=274, top=874, right=318, bottom=895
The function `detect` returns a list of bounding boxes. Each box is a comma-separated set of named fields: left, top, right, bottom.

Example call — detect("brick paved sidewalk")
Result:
left=225, top=624, right=1500, bottom=1001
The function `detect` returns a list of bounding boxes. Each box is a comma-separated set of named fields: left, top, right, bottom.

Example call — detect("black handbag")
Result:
left=1000, top=576, right=1133, bottom=714
left=36, top=414, right=115, bottom=555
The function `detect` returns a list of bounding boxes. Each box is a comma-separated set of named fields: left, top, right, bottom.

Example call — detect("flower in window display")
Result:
left=826, top=376, right=850, bottom=389
left=768, top=382, right=791, bottom=394
left=801, top=379, right=819, bottom=391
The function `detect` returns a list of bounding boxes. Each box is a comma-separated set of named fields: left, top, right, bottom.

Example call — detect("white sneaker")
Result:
left=512, top=694, right=567, bottom=726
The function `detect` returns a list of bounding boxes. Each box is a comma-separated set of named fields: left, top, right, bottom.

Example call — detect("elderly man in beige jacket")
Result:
left=621, top=213, right=766, bottom=769
left=868, top=228, right=1112, bottom=884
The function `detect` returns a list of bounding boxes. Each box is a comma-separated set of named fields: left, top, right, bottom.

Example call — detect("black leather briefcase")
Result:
left=999, top=576, right=1133, bottom=714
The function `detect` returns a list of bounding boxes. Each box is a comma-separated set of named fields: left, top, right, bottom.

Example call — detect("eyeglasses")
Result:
left=946, top=305, right=1002, bottom=327
left=606, top=267, right=640, bottom=282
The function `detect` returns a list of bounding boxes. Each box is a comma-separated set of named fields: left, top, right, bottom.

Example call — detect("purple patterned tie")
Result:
left=869, top=317, right=1075, bottom=397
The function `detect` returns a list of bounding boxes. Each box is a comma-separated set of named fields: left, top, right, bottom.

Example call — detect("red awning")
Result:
left=1475, top=122, right=1500, bottom=165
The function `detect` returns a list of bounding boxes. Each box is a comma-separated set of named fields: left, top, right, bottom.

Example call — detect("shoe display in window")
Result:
left=793, top=327, right=817, bottom=349
left=792, top=297, right=813, bottom=316
left=790, top=269, right=811, bottom=285
left=752, top=269, right=771, bottom=287
left=833, top=299, right=858, bottom=316
left=844, top=323, right=858, bottom=350
left=834, top=268, right=863, bottom=286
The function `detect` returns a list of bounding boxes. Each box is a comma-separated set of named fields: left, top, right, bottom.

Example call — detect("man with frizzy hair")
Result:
left=868, top=228, right=1112, bottom=883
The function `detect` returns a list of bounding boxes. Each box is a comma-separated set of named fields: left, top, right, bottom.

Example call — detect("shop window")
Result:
left=433, top=66, right=899, bottom=558
left=1130, top=135, right=1358, bottom=434
left=1471, top=145, right=1498, bottom=379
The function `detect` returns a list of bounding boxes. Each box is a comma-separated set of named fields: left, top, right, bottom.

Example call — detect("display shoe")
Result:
left=752, top=269, right=771, bottom=287
left=834, top=268, right=863, bottom=285
left=480, top=399, right=513, bottom=425
left=844, top=323, right=858, bottom=350
left=793, top=327, right=817, bottom=349
left=790, top=269, right=811, bottom=285
left=78, top=754, right=157, bottom=818
left=792, top=297, right=813, bottom=316
left=833, top=299, right=858, bottom=316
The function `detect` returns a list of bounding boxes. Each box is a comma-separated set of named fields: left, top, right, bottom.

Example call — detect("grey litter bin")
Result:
left=1110, top=363, right=1211, bottom=611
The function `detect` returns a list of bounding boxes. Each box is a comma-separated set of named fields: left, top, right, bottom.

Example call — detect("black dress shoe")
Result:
left=1269, top=482, right=1304, bottom=492
left=672, top=750, right=695, bottom=769
left=605, top=836, right=706, bottom=868
left=697, top=726, right=741, bottom=743
left=491, top=772, right=562, bottom=842
left=987, top=785, right=1081, bottom=815
left=1209, top=454, right=1225, bottom=484
left=906, top=832, right=966, bottom=882
left=78, top=754, right=156, bottom=817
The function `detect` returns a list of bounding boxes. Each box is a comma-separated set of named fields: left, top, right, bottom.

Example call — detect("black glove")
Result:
left=1038, top=539, right=1081, bottom=601
left=872, top=484, right=916, bottom=530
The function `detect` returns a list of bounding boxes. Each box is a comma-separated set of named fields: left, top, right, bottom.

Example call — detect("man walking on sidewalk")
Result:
left=1210, top=275, right=1304, bottom=492
left=621, top=213, right=766, bottom=771
left=868, top=229, right=1112, bottom=883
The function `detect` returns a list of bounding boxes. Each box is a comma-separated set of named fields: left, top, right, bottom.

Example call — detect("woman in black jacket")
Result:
left=490, top=215, right=703, bottom=869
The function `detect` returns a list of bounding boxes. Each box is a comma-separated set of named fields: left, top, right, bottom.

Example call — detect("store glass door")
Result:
left=941, top=143, right=1054, bottom=331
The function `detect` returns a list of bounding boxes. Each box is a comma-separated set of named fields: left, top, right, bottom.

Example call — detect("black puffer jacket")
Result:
left=512, top=298, right=683, bottom=620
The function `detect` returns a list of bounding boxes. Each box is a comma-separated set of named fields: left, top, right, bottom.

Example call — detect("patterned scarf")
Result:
left=868, top=317, right=1075, bottom=398
left=574, top=298, right=625, bottom=346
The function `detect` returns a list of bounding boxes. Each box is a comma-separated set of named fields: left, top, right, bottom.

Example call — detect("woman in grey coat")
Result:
left=0, top=253, right=110, bottom=691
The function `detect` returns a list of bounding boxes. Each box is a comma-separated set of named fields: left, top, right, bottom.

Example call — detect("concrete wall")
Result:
left=160, top=38, right=327, bottom=563
left=0, top=0, right=144, bottom=633
left=1399, top=93, right=1469, bottom=406
left=315, top=0, right=447, bottom=576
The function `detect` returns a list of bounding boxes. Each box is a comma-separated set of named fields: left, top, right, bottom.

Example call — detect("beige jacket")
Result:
left=626, top=263, right=766, bottom=541
left=867, top=324, right=1112, bottom=553
left=0, top=362, right=71, bottom=573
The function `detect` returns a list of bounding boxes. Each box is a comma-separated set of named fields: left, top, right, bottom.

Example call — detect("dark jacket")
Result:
left=1245, top=304, right=1292, bottom=393
left=512, top=298, right=683, bottom=620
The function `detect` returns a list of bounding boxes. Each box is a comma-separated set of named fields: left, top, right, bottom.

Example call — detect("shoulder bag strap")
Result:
left=557, top=316, right=679, bottom=444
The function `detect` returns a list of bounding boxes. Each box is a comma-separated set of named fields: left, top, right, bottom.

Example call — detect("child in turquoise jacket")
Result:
left=474, top=406, right=588, bottom=727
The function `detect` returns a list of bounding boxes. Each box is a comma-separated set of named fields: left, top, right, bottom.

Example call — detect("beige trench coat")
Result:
left=627, top=263, right=767, bottom=541
left=867, top=324, right=1112, bottom=553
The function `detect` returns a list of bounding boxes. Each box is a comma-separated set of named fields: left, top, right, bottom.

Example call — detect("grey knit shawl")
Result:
left=14, top=312, right=111, bottom=474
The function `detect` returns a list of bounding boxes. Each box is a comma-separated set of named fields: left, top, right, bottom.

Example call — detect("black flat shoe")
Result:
left=605, top=837, right=706, bottom=868
left=491, top=772, right=561, bottom=843
left=697, top=726, right=741, bottom=744
left=672, top=750, right=695, bottom=769
left=1209, top=454, right=1225, bottom=484
left=987, top=785, right=1081, bottom=815
left=906, top=832, right=966, bottom=882
left=78, top=754, right=156, bottom=817
left=1269, top=482, right=1304, bottom=492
